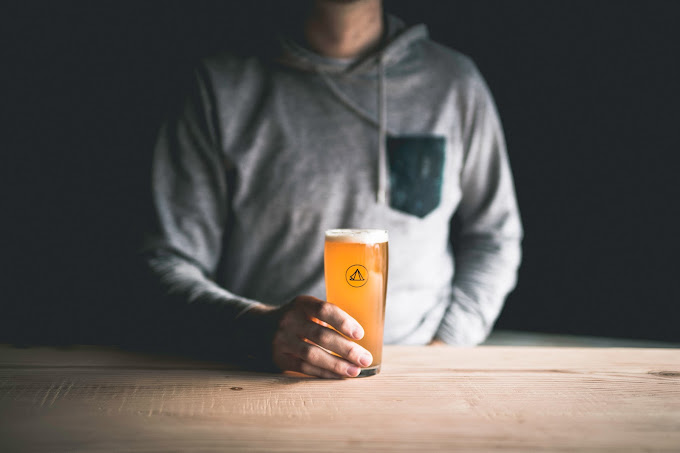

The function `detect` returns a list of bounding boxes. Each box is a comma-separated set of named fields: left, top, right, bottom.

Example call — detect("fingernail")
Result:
left=347, top=366, right=360, bottom=377
left=352, top=327, right=364, bottom=340
left=359, top=354, right=372, bottom=367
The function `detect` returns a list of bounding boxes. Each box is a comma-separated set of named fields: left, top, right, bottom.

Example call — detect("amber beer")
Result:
left=324, top=229, right=388, bottom=376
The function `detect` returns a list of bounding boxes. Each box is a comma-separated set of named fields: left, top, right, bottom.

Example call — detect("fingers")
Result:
left=275, top=353, right=344, bottom=379
left=271, top=296, right=373, bottom=378
left=279, top=302, right=372, bottom=367
left=274, top=321, right=369, bottom=377
left=277, top=335, right=362, bottom=378
left=294, top=296, right=364, bottom=340
left=300, top=320, right=372, bottom=368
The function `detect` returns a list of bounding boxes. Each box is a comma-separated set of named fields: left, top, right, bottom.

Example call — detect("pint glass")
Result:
left=324, top=229, right=388, bottom=376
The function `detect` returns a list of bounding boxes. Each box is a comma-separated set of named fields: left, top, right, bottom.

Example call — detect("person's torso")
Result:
left=202, top=40, right=482, bottom=343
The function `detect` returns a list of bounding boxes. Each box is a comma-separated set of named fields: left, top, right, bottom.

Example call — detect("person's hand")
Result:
left=266, top=295, right=373, bottom=378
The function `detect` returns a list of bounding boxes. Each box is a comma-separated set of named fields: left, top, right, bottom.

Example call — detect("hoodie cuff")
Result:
left=436, top=300, right=490, bottom=346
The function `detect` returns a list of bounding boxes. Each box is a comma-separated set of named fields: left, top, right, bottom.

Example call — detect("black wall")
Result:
left=4, top=1, right=680, bottom=344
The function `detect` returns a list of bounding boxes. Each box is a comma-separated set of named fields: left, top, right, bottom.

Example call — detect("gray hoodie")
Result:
left=142, top=16, right=522, bottom=350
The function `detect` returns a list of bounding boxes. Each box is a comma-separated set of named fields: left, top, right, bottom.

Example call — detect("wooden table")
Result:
left=1, top=344, right=679, bottom=452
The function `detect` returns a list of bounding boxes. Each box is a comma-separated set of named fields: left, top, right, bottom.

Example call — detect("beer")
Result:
left=324, top=229, right=388, bottom=376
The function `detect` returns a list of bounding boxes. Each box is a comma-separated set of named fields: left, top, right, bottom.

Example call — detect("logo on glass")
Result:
left=345, top=264, right=368, bottom=288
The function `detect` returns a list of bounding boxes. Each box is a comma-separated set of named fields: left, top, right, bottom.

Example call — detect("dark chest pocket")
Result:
left=387, top=135, right=445, bottom=218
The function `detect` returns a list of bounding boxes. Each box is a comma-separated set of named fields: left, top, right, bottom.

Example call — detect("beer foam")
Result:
left=325, top=229, right=388, bottom=244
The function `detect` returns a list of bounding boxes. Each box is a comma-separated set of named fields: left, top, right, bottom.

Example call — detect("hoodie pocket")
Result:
left=387, top=135, right=445, bottom=218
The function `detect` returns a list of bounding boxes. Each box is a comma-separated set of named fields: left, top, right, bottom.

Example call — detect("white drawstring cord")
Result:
left=376, top=54, right=389, bottom=205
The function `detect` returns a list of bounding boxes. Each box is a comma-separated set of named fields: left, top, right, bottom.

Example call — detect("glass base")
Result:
left=357, top=365, right=380, bottom=377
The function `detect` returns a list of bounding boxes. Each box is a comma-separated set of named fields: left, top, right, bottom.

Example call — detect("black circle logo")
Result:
left=345, top=264, right=368, bottom=288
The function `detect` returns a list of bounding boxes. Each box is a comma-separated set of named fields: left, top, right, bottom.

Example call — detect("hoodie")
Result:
left=142, top=15, right=523, bottom=352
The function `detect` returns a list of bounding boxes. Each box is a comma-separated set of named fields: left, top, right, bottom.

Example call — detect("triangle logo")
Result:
left=345, top=264, right=368, bottom=288
left=349, top=269, right=364, bottom=281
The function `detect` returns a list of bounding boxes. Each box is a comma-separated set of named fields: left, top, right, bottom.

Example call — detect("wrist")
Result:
left=232, top=303, right=281, bottom=371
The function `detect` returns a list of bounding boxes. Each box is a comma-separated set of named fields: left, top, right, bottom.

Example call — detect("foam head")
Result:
left=325, top=229, right=388, bottom=244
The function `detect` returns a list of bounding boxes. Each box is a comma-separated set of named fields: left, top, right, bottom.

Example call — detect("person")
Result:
left=140, top=0, right=522, bottom=378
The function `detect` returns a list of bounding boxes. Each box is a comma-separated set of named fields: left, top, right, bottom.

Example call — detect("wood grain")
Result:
left=1, top=345, right=679, bottom=452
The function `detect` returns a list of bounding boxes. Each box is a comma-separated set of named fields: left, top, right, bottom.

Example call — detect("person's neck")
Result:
left=303, top=0, right=384, bottom=59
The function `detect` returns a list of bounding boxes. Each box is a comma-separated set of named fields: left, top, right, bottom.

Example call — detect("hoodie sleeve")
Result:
left=435, top=69, right=523, bottom=345
left=139, top=68, right=270, bottom=360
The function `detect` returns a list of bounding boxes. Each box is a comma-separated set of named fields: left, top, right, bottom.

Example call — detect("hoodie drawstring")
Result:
left=376, top=54, right=388, bottom=205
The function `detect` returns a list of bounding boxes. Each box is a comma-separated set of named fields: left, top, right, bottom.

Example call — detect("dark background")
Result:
left=3, top=1, right=679, bottom=344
